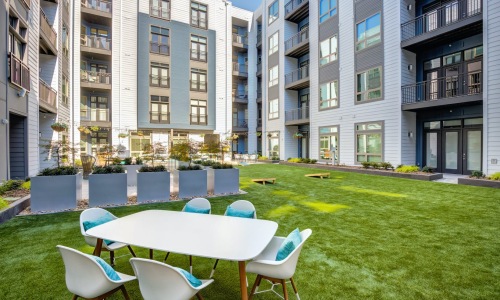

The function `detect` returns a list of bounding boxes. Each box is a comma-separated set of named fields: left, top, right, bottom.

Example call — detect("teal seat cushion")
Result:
left=276, top=228, right=302, bottom=261
left=82, top=213, right=115, bottom=246
left=89, top=255, right=121, bottom=281
left=174, top=267, right=202, bottom=287
left=226, top=206, right=255, bottom=219
left=184, top=204, right=210, bottom=214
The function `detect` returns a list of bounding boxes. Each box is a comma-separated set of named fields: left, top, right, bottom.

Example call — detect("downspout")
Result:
left=119, top=0, right=122, bottom=135
left=5, top=8, right=10, bottom=179
left=225, top=1, right=228, bottom=140
left=71, top=0, right=75, bottom=166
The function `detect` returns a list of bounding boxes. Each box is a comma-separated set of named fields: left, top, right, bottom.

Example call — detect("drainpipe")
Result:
left=224, top=1, right=228, bottom=140
left=71, top=0, right=75, bottom=166
left=5, top=8, right=10, bottom=179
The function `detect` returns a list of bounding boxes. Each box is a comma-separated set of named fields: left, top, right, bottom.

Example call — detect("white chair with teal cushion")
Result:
left=80, top=208, right=136, bottom=265
left=246, top=229, right=312, bottom=300
left=130, top=258, right=213, bottom=300
left=57, top=245, right=136, bottom=300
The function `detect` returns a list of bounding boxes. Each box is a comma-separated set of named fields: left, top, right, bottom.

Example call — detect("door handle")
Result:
left=463, top=153, right=466, bottom=160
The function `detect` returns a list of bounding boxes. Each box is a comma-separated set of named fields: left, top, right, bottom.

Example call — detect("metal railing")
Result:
left=401, top=0, right=482, bottom=42
left=401, top=72, right=482, bottom=105
left=257, top=32, right=262, bottom=45
left=81, top=34, right=112, bottom=51
left=257, top=118, right=262, bottom=127
left=285, top=106, right=309, bottom=122
left=39, top=79, right=57, bottom=109
left=150, top=75, right=170, bottom=88
left=190, top=80, right=207, bottom=92
left=257, top=62, right=262, bottom=72
left=81, top=70, right=111, bottom=85
left=257, top=89, right=262, bottom=100
left=150, top=42, right=170, bottom=55
left=233, top=63, right=248, bottom=75
left=40, top=8, right=57, bottom=51
left=233, top=118, right=248, bottom=128
left=8, top=53, right=30, bottom=91
left=81, top=0, right=112, bottom=13
left=190, top=49, right=207, bottom=62
left=285, top=65, right=309, bottom=85
left=190, top=114, right=207, bottom=125
left=81, top=108, right=110, bottom=122
left=150, top=112, right=170, bottom=124
left=150, top=6, right=170, bottom=20
left=285, top=27, right=309, bottom=52
left=285, top=0, right=307, bottom=16
left=232, top=93, right=248, bottom=103
left=232, top=33, right=247, bottom=45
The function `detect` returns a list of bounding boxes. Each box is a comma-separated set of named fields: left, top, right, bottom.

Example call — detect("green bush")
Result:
left=310, top=159, right=317, bottom=164
left=37, top=166, right=78, bottom=176
left=488, top=172, right=500, bottom=181
left=178, top=165, right=202, bottom=171
left=470, top=170, right=485, bottom=179
left=288, top=158, right=302, bottom=163
left=271, top=156, right=280, bottom=161
left=123, top=157, right=133, bottom=165
left=257, top=156, right=268, bottom=160
left=139, top=165, right=167, bottom=172
left=379, top=162, right=394, bottom=170
left=136, top=157, right=144, bottom=165
left=92, top=165, right=125, bottom=174
left=421, top=166, right=434, bottom=173
left=302, top=158, right=311, bottom=164
left=361, top=162, right=371, bottom=169
left=0, top=197, right=7, bottom=210
left=395, top=165, right=420, bottom=173
left=0, top=180, right=24, bottom=194
left=211, top=163, right=233, bottom=169
left=21, top=181, right=31, bottom=190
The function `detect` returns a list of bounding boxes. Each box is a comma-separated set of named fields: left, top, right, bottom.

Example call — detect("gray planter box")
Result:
left=137, top=171, right=170, bottom=203
left=89, top=172, right=127, bottom=207
left=173, top=170, right=207, bottom=199
left=208, top=168, right=239, bottom=195
left=458, top=178, right=500, bottom=188
left=30, top=173, right=82, bottom=212
left=124, top=165, right=143, bottom=186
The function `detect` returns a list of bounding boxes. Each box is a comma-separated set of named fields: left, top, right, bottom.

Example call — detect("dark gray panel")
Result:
left=356, top=45, right=383, bottom=71
left=318, top=13, right=339, bottom=42
left=268, top=85, right=279, bottom=100
left=8, top=114, right=26, bottom=179
left=319, top=61, right=339, bottom=84
left=355, top=0, right=382, bottom=22
left=268, top=51, right=279, bottom=68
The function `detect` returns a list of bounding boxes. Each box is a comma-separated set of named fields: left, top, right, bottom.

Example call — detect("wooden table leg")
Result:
left=94, top=238, right=103, bottom=257
left=238, top=261, right=248, bottom=300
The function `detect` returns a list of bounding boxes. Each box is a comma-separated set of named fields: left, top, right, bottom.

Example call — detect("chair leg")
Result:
left=149, top=249, right=154, bottom=259
left=249, top=275, right=262, bottom=300
left=195, top=292, right=204, bottom=300
left=164, top=252, right=170, bottom=262
left=72, top=295, right=78, bottom=300
left=110, top=251, right=115, bottom=266
left=120, top=286, right=131, bottom=300
left=127, top=246, right=136, bottom=257
left=281, top=279, right=289, bottom=300
left=210, top=259, right=219, bottom=278
left=189, top=256, right=193, bottom=274
left=290, top=277, right=300, bottom=299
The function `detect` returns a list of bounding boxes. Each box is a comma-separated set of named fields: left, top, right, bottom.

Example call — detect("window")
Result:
left=356, top=13, right=381, bottom=51
left=62, top=75, right=69, bottom=106
left=91, top=132, right=110, bottom=155
left=89, top=96, right=109, bottom=121
left=319, top=126, right=339, bottom=160
left=356, top=122, right=383, bottom=163
left=319, top=0, right=337, bottom=23
left=268, top=31, right=278, bottom=55
left=150, top=95, right=169, bottom=123
left=150, top=0, right=170, bottom=20
left=150, top=26, right=170, bottom=55
left=320, top=81, right=338, bottom=109
left=269, top=66, right=278, bottom=87
left=268, top=98, right=278, bottom=119
left=319, top=35, right=338, bottom=66
left=357, top=67, right=382, bottom=102
left=150, top=62, right=170, bottom=87
left=424, top=58, right=441, bottom=70
left=190, top=35, right=207, bottom=61
left=464, top=46, right=483, bottom=61
left=190, top=99, right=207, bottom=125
left=268, top=0, right=279, bottom=24
left=268, top=132, right=279, bottom=158
left=191, top=2, right=207, bottom=29
left=62, top=23, right=69, bottom=58
left=190, top=69, right=207, bottom=92
left=443, top=52, right=461, bottom=66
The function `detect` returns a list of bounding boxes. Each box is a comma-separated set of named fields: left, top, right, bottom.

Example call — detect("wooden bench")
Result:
left=251, top=178, right=276, bottom=185
left=304, top=173, right=330, bottom=179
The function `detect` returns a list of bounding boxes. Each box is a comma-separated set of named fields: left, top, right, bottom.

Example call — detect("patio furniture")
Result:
left=243, top=154, right=249, bottom=162
left=234, top=154, right=242, bottom=162
left=130, top=258, right=214, bottom=300
left=304, top=173, right=330, bottom=179
left=246, top=229, right=312, bottom=300
left=86, top=210, right=278, bottom=300
left=81, top=155, right=96, bottom=179
left=251, top=178, right=276, bottom=185
left=80, top=208, right=137, bottom=266
left=249, top=154, right=257, bottom=162
left=57, top=245, right=136, bottom=300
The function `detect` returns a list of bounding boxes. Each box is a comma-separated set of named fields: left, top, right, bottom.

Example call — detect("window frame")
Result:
left=355, top=121, right=384, bottom=163
left=318, top=125, right=339, bottom=161
left=150, top=25, right=170, bottom=56
left=190, top=99, right=207, bottom=125
left=150, top=95, right=170, bottom=124
left=268, top=0, right=279, bottom=25
left=268, top=31, right=279, bottom=56
left=356, top=66, right=383, bottom=103
left=319, top=34, right=338, bottom=66
left=190, top=1, right=208, bottom=30
left=319, top=80, right=339, bottom=110
left=319, top=0, right=338, bottom=23
left=150, top=0, right=171, bottom=20
left=268, top=98, right=279, bottom=120
left=190, top=68, right=207, bottom=92
left=267, top=131, right=280, bottom=158
left=190, top=34, right=207, bottom=62
left=150, top=62, right=170, bottom=88
left=356, top=12, right=382, bottom=52
left=269, top=65, right=279, bottom=87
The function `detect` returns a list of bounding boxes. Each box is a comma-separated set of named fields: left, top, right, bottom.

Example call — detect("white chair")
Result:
left=57, top=245, right=136, bottom=300
left=246, top=229, right=312, bottom=300
left=130, top=258, right=214, bottom=300
left=80, top=208, right=136, bottom=265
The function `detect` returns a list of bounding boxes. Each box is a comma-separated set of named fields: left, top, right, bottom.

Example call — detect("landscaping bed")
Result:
left=0, top=180, right=31, bottom=224
left=458, top=178, right=500, bottom=188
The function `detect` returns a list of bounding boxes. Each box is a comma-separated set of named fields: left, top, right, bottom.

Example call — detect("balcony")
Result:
left=256, top=90, right=262, bottom=103
left=256, top=118, right=262, bottom=130
left=39, top=79, right=57, bottom=113
left=256, top=62, right=262, bottom=77
left=233, top=118, right=248, bottom=132
left=284, top=0, right=309, bottom=23
left=401, top=0, right=482, bottom=51
left=81, top=34, right=112, bottom=57
left=285, top=106, right=309, bottom=126
left=150, top=5, right=170, bottom=20
left=150, top=42, right=170, bottom=56
left=256, top=32, right=262, bottom=48
left=232, top=34, right=248, bottom=51
left=285, top=65, right=309, bottom=90
left=190, top=114, right=207, bottom=125
left=285, top=27, right=309, bottom=58
left=8, top=53, right=30, bottom=91
left=233, top=63, right=248, bottom=78
left=81, top=108, right=111, bottom=127
left=81, top=0, right=112, bottom=22
left=80, top=70, right=112, bottom=90
left=232, top=93, right=248, bottom=104
left=39, top=8, right=58, bottom=55
left=401, top=72, right=482, bottom=111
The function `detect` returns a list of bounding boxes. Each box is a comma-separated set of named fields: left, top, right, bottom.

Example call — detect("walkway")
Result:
left=433, top=173, right=468, bottom=184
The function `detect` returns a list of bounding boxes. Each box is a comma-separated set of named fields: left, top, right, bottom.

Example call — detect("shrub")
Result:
left=288, top=158, right=302, bottom=163
left=38, top=166, right=78, bottom=176
left=123, top=157, right=133, bottom=165
left=136, top=157, right=144, bottom=165
left=469, top=170, right=485, bottom=179
left=0, top=197, right=7, bottom=210
left=395, top=165, right=420, bottom=173
left=379, top=162, right=394, bottom=170
left=371, top=162, right=381, bottom=169
left=258, top=156, right=268, bottom=160
left=178, top=165, right=202, bottom=171
left=21, top=181, right=31, bottom=190
left=0, top=180, right=24, bottom=194
left=361, top=162, right=371, bottom=169
left=139, top=165, right=167, bottom=172
left=211, top=163, right=234, bottom=169
left=489, top=172, right=500, bottom=181
left=111, top=157, right=123, bottom=165
left=302, top=158, right=311, bottom=164
left=271, top=156, right=280, bottom=161
left=92, top=165, right=125, bottom=174
left=310, top=159, right=317, bottom=164
left=421, top=166, right=434, bottom=173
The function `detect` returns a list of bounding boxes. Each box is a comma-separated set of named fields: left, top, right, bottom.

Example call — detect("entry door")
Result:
left=463, top=129, right=482, bottom=174
left=442, top=129, right=462, bottom=174
left=424, top=131, right=440, bottom=171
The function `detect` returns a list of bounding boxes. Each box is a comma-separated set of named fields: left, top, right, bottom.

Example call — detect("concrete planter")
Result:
left=0, top=195, right=30, bottom=224
left=89, top=172, right=127, bottom=207
left=173, top=169, right=208, bottom=199
left=208, top=168, right=239, bottom=194
left=458, top=178, right=500, bottom=188
left=30, top=173, right=83, bottom=212
left=124, top=165, right=143, bottom=186
left=137, top=171, right=170, bottom=202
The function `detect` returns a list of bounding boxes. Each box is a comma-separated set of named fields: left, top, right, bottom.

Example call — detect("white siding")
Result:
left=28, top=0, right=40, bottom=176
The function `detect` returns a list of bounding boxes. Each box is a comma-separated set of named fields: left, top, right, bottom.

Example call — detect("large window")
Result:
left=356, top=122, right=383, bottom=163
left=268, top=132, right=279, bottom=158
left=319, top=0, right=337, bottom=23
left=268, top=0, right=279, bottom=24
left=357, top=67, right=382, bottom=102
left=150, top=0, right=170, bottom=20
left=191, top=2, right=207, bottom=29
left=268, top=98, right=278, bottom=119
left=62, top=23, right=69, bottom=59
left=269, top=66, right=278, bottom=87
left=150, top=95, right=169, bottom=123
left=89, top=96, right=109, bottom=122
left=356, top=13, right=381, bottom=51
left=320, top=80, right=338, bottom=109
left=190, top=99, right=207, bottom=125
left=190, top=69, right=207, bottom=92
left=150, top=26, right=170, bottom=55
left=150, top=62, right=170, bottom=87
left=319, top=35, right=338, bottom=66
left=268, top=31, right=278, bottom=55
left=62, top=75, right=69, bottom=106
left=319, top=126, right=339, bottom=160
left=190, top=35, right=207, bottom=62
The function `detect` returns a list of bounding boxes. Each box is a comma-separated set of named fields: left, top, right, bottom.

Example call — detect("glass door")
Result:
left=464, top=129, right=482, bottom=174
left=444, top=65, right=461, bottom=98
left=443, top=129, right=462, bottom=174
left=425, top=131, right=440, bottom=171
left=425, top=70, right=439, bottom=100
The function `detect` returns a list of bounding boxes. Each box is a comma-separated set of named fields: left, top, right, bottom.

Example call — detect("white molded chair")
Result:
left=130, top=258, right=214, bottom=300
left=80, top=208, right=136, bottom=265
left=57, top=245, right=136, bottom=300
left=246, top=229, right=312, bottom=300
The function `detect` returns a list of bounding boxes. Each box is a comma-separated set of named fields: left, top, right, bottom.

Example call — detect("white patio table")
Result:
left=86, top=209, right=278, bottom=300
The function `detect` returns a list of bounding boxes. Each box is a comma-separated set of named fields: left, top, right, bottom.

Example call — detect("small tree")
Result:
left=97, top=144, right=119, bottom=167
left=41, top=138, right=77, bottom=168
left=169, top=140, right=200, bottom=166
left=142, top=142, right=167, bottom=166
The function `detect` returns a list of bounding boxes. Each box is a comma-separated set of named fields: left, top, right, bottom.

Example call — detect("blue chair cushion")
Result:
left=82, top=213, right=115, bottom=246
left=184, top=203, right=210, bottom=214
left=174, top=267, right=202, bottom=287
left=276, top=228, right=302, bottom=261
left=226, top=206, right=255, bottom=219
left=89, top=255, right=121, bottom=281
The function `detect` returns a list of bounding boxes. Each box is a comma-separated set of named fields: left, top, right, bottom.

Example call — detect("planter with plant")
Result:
left=88, top=165, right=127, bottom=207
left=137, top=165, right=170, bottom=203
left=207, top=163, right=239, bottom=195
left=458, top=171, right=500, bottom=188
left=51, top=122, right=68, bottom=132
left=118, top=133, right=129, bottom=139
left=174, top=165, right=207, bottom=198
left=121, top=156, right=143, bottom=186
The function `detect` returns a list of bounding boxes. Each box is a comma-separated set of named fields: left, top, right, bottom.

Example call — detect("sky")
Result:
left=231, top=0, right=262, bottom=11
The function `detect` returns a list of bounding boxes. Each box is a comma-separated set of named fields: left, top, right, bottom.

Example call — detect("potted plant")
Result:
left=78, top=126, right=92, bottom=135
left=137, top=165, right=170, bottom=203
left=88, top=165, right=127, bottom=207
left=293, top=132, right=303, bottom=139
left=51, top=122, right=68, bottom=132
left=256, top=132, right=262, bottom=137
left=89, top=125, right=100, bottom=132
left=207, top=162, right=239, bottom=195
left=118, top=133, right=129, bottom=139
left=171, top=141, right=207, bottom=198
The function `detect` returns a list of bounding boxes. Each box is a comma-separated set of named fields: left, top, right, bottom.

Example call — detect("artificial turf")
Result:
left=0, top=164, right=499, bottom=299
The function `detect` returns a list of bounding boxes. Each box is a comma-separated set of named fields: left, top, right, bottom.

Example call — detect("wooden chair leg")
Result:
left=120, top=285, right=131, bottom=300
left=110, top=251, right=115, bottom=266
left=149, top=249, right=154, bottom=259
left=127, top=246, right=136, bottom=257
left=290, top=277, right=299, bottom=298
left=195, top=292, right=204, bottom=300
left=281, top=279, right=288, bottom=300
left=210, top=259, right=219, bottom=278
left=249, top=275, right=262, bottom=300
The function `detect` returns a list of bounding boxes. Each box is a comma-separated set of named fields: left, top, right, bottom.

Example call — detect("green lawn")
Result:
left=1, top=164, right=499, bottom=299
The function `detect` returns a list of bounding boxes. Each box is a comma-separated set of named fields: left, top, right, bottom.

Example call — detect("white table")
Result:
left=86, top=210, right=278, bottom=300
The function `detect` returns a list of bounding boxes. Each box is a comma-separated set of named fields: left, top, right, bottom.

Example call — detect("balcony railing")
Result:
left=150, top=6, right=170, bottom=20
left=150, top=112, right=170, bottom=124
left=285, top=65, right=309, bottom=85
left=81, top=0, right=112, bottom=13
left=232, top=33, right=247, bottom=45
left=285, top=27, right=309, bottom=52
left=285, top=106, right=309, bottom=122
left=81, top=108, right=110, bottom=122
left=285, top=0, right=307, bottom=15
left=40, top=8, right=57, bottom=51
left=233, top=93, right=248, bottom=103
left=233, top=118, right=248, bottom=128
left=190, top=114, right=207, bottom=125
left=81, top=34, right=112, bottom=51
left=80, top=70, right=112, bottom=85
left=39, top=79, right=57, bottom=110
left=190, top=49, right=207, bottom=62
left=233, top=63, right=248, bottom=75
left=150, top=75, right=170, bottom=88
left=257, top=32, right=262, bottom=45
left=150, top=42, right=170, bottom=55
left=401, top=72, right=482, bottom=105
left=257, top=118, right=262, bottom=127
left=257, top=89, right=262, bottom=100
left=401, top=0, right=482, bottom=42
left=8, top=53, right=30, bottom=91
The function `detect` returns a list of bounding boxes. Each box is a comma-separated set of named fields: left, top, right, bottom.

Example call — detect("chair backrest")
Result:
left=130, top=258, right=199, bottom=300
left=225, top=200, right=257, bottom=219
left=182, top=198, right=211, bottom=214
left=80, top=208, right=118, bottom=247
left=57, top=245, right=117, bottom=298
left=276, top=229, right=312, bottom=279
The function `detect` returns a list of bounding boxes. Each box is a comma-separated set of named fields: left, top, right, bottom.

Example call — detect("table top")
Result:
left=86, top=210, right=278, bottom=261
